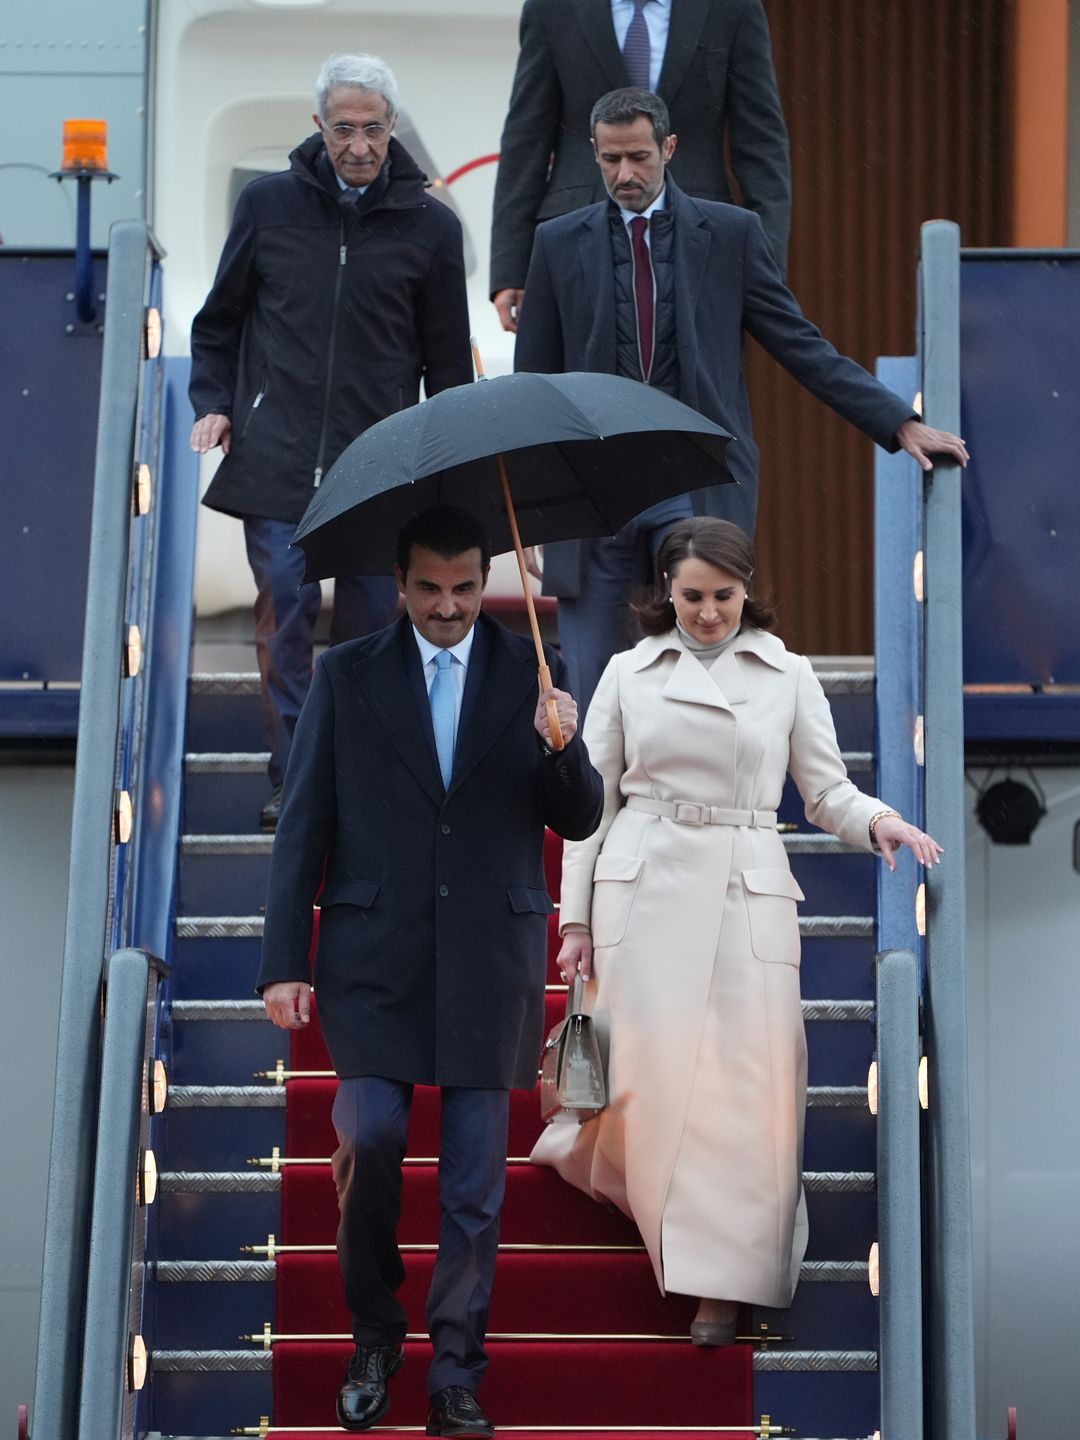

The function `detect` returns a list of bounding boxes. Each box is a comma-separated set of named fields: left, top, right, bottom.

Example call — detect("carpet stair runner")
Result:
left=154, top=667, right=881, bottom=1439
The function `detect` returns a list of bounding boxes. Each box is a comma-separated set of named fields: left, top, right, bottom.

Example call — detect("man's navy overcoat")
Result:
left=257, top=613, right=605, bottom=1090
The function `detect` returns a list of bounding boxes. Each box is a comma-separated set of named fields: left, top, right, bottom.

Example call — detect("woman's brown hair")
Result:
left=636, top=517, right=778, bottom=635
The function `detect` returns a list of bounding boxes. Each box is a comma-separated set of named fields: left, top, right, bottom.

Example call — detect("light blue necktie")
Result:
left=429, top=650, right=455, bottom=789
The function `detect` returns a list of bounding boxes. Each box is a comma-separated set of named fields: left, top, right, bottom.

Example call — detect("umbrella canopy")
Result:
left=293, top=371, right=734, bottom=580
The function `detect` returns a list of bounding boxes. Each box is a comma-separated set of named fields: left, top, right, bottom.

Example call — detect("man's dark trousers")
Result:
left=243, top=518, right=398, bottom=788
left=331, top=1076, right=511, bottom=1394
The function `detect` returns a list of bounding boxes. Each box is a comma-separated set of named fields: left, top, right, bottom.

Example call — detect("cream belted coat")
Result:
left=531, top=626, right=887, bottom=1307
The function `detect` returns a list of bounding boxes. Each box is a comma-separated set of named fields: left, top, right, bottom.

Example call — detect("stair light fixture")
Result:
left=124, top=625, right=142, bottom=679
left=138, top=1147, right=158, bottom=1206
left=115, top=790, right=133, bottom=844
left=868, top=1241, right=880, bottom=1297
left=915, top=882, right=926, bottom=936
left=919, top=1055, right=929, bottom=1110
left=134, top=463, right=152, bottom=516
left=913, top=549, right=924, bottom=602
left=149, top=1058, right=168, bottom=1114
left=127, top=1332, right=147, bottom=1391
left=867, top=1061, right=878, bottom=1117
left=144, top=307, right=162, bottom=360
left=913, top=714, right=924, bottom=766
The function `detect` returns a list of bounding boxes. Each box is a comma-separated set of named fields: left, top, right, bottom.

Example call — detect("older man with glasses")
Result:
left=190, top=53, right=471, bottom=830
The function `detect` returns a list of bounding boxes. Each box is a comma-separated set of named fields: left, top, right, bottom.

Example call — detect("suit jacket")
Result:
left=257, top=612, right=604, bottom=1089
left=490, top=0, right=791, bottom=293
left=513, top=181, right=916, bottom=596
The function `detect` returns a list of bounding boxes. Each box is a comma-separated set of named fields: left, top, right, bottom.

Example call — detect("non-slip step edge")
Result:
left=157, top=1169, right=873, bottom=1195
left=171, top=999, right=875, bottom=1024
left=167, top=1085, right=869, bottom=1110
left=175, top=916, right=875, bottom=940
left=189, top=670, right=875, bottom=698
left=154, top=1259, right=868, bottom=1285
left=179, top=833, right=865, bottom=856
left=151, top=1347, right=877, bottom=1373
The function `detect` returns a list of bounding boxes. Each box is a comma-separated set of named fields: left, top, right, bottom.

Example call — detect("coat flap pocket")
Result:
left=743, top=868, right=805, bottom=902
left=507, top=886, right=556, bottom=916
left=593, top=854, right=645, bottom=884
left=320, top=879, right=381, bottom=909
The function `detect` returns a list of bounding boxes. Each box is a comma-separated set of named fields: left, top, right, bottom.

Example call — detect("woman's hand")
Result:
left=556, top=926, right=594, bottom=982
left=874, top=814, right=943, bottom=872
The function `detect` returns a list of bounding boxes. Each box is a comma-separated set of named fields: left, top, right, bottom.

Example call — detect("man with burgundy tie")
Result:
left=514, top=88, right=969, bottom=711
left=490, top=0, right=792, bottom=333
left=258, top=506, right=603, bottom=1435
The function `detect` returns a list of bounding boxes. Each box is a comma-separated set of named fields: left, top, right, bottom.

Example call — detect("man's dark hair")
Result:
left=590, top=87, right=671, bottom=147
left=396, top=505, right=492, bottom=575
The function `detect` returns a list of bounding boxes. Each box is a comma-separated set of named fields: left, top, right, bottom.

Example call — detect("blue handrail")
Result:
left=918, top=219, right=977, bottom=1440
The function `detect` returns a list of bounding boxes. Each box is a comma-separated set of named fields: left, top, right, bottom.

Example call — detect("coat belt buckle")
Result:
left=673, top=801, right=707, bottom=826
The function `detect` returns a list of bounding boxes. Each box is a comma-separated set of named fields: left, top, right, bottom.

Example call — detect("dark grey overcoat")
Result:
left=257, top=613, right=604, bottom=1089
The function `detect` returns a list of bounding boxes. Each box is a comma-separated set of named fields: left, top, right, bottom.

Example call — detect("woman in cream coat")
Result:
left=531, top=518, right=940, bottom=1343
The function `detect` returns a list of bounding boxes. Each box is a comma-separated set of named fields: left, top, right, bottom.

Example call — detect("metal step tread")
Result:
left=190, top=667, right=875, bottom=698
left=157, top=1168, right=873, bottom=1194
left=154, top=1257, right=868, bottom=1284
left=185, top=752, right=271, bottom=774
left=168, top=1084, right=868, bottom=1110
left=151, top=1346, right=876, bottom=1372
left=180, top=831, right=866, bottom=856
left=176, top=914, right=875, bottom=940
left=172, top=997, right=874, bottom=1024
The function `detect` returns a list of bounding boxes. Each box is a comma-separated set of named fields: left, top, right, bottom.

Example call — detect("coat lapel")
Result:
left=576, top=206, right=618, bottom=373
left=351, top=618, right=445, bottom=806
left=449, top=614, right=537, bottom=794
left=570, top=0, right=631, bottom=87
left=671, top=184, right=709, bottom=410
left=656, top=0, right=710, bottom=104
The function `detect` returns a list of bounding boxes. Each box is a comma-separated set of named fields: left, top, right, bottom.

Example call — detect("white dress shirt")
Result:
left=617, top=186, right=668, bottom=250
left=413, top=624, right=476, bottom=750
left=610, top=0, right=671, bottom=92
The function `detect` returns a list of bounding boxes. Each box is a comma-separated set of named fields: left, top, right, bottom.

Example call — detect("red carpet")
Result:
left=272, top=832, right=753, bottom=1434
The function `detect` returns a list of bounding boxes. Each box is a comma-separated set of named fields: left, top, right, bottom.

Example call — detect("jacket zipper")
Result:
left=312, top=219, right=348, bottom=488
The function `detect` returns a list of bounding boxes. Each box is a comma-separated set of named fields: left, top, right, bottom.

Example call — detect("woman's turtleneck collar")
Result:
left=675, top=621, right=742, bottom=665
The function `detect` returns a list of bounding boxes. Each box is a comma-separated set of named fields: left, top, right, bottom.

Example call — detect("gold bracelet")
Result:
left=868, top=808, right=900, bottom=841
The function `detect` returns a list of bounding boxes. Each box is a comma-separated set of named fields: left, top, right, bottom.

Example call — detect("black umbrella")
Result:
left=293, top=362, right=735, bottom=746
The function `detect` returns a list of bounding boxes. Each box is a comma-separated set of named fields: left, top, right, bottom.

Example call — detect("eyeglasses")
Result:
left=323, top=121, right=391, bottom=145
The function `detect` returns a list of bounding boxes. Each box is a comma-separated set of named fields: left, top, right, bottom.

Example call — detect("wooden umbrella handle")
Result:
left=497, top=454, right=565, bottom=751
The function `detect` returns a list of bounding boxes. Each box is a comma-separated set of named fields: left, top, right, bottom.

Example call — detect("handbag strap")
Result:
left=566, top=972, right=586, bottom=1017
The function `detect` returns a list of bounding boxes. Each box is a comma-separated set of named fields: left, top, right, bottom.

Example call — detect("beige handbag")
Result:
left=540, top=973, right=607, bottom=1125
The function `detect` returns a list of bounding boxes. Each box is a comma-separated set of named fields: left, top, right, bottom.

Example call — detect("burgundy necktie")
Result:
left=629, top=215, right=654, bottom=381
left=623, top=0, right=652, bottom=89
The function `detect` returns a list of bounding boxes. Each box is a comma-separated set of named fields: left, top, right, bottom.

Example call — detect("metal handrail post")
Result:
left=77, top=949, right=152, bottom=1440
left=877, top=948, right=924, bottom=1439
left=31, top=220, right=152, bottom=1440
left=919, top=218, right=976, bottom=1440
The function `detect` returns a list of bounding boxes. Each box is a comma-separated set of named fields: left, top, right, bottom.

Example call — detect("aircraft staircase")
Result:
left=24, top=219, right=975, bottom=1440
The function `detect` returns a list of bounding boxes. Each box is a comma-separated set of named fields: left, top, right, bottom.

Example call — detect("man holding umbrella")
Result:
left=189, top=53, right=471, bottom=830
left=258, top=505, right=604, bottom=1436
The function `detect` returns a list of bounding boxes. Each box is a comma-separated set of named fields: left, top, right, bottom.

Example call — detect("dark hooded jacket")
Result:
left=190, top=134, right=472, bottom=524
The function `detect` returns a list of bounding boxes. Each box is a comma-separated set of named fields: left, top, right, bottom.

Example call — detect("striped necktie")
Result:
left=429, top=650, right=455, bottom=789
left=623, top=0, right=652, bottom=89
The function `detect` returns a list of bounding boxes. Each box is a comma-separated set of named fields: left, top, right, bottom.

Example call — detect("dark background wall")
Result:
left=752, top=0, right=1012, bottom=654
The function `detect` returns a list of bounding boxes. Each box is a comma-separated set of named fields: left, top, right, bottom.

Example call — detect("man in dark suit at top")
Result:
left=258, top=506, right=603, bottom=1437
left=490, top=0, right=792, bottom=333
left=514, top=87, right=969, bottom=712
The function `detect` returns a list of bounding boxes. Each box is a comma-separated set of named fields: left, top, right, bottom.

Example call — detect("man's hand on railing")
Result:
left=895, top=418, right=969, bottom=472
left=262, top=980, right=311, bottom=1029
left=190, top=412, right=232, bottom=454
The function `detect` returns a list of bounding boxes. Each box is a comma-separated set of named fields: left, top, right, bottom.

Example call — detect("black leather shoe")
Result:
left=259, top=784, right=283, bottom=833
left=426, top=1385, right=494, bottom=1438
left=336, top=1344, right=403, bottom=1431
